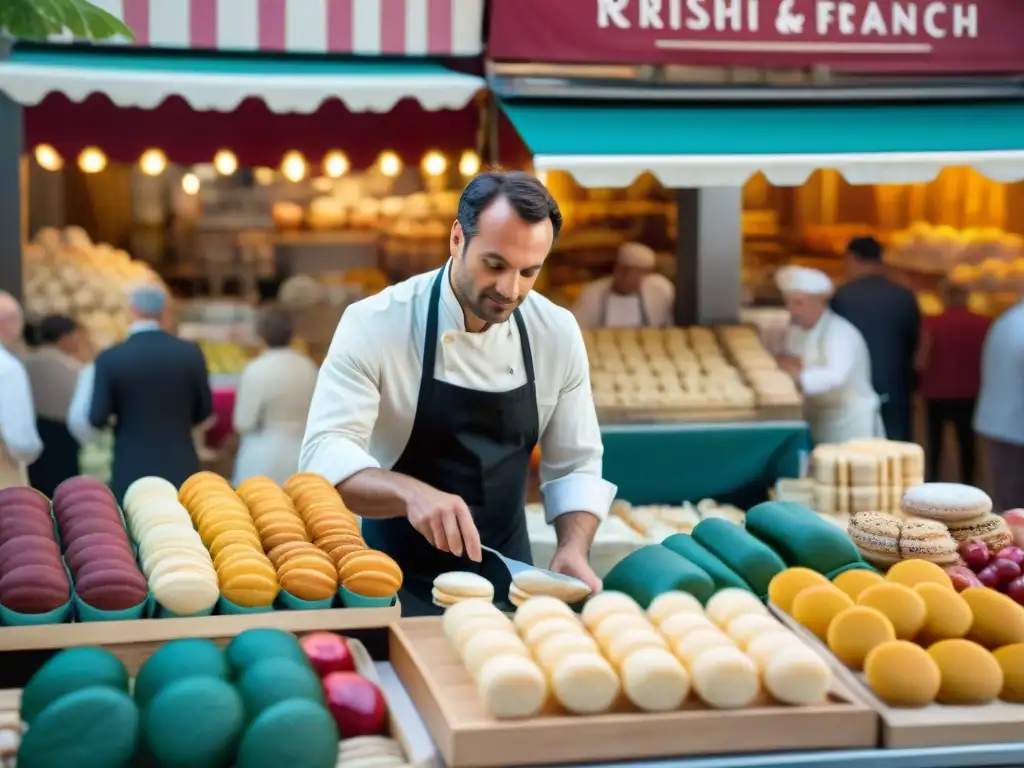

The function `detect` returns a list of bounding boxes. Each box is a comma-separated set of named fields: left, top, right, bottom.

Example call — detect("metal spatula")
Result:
left=481, top=545, right=591, bottom=588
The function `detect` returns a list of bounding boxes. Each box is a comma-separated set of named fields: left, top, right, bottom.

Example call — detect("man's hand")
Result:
left=406, top=486, right=482, bottom=562
left=549, top=546, right=602, bottom=594
left=777, top=354, right=802, bottom=378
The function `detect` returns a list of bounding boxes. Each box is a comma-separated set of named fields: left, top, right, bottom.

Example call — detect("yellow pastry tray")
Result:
left=771, top=606, right=1024, bottom=748
left=389, top=617, right=877, bottom=767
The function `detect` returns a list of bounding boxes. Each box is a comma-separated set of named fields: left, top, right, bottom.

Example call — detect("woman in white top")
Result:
left=572, top=242, right=675, bottom=328
left=232, top=308, right=318, bottom=486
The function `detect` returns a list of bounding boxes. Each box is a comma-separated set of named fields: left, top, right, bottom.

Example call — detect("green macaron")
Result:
left=142, top=676, right=245, bottom=767
left=236, top=698, right=339, bottom=768
left=20, top=647, right=129, bottom=724
left=133, top=638, right=229, bottom=708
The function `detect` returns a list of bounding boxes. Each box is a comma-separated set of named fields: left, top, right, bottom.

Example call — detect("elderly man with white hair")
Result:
left=68, top=284, right=212, bottom=501
left=0, top=292, right=43, bottom=487
left=573, top=242, right=675, bottom=328
left=776, top=266, right=884, bottom=445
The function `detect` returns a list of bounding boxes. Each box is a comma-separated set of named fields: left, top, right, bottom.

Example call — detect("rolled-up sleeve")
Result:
left=539, top=320, right=617, bottom=523
left=0, top=358, right=42, bottom=465
left=299, top=304, right=383, bottom=487
left=800, top=322, right=858, bottom=396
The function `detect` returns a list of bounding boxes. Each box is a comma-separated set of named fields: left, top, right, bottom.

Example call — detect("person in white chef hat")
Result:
left=776, top=266, right=885, bottom=445
left=572, top=242, right=675, bottom=328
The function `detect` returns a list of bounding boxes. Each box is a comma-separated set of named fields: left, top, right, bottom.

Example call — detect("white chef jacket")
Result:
left=0, top=344, right=43, bottom=487
left=300, top=263, right=618, bottom=524
left=787, top=309, right=884, bottom=444
left=975, top=301, right=1024, bottom=446
left=233, top=347, right=319, bottom=486
left=572, top=274, right=675, bottom=329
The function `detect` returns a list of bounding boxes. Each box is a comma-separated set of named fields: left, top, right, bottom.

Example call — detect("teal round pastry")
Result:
left=18, top=686, right=138, bottom=768
left=236, top=698, right=339, bottom=768
left=226, top=628, right=307, bottom=676
left=238, top=657, right=323, bottom=719
left=134, top=638, right=229, bottom=708
left=143, top=676, right=245, bottom=767
left=21, top=647, right=129, bottom=724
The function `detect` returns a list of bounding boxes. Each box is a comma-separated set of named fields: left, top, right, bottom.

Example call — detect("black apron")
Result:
left=28, top=418, right=80, bottom=498
left=599, top=287, right=650, bottom=327
left=362, top=266, right=539, bottom=616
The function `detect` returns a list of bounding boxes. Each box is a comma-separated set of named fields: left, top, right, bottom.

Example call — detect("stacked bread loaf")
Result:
left=584, top=327, right=756, bottom=411
left=811, top=439, right=925, bottom=518
left=717, top=325, right=802, bottom=407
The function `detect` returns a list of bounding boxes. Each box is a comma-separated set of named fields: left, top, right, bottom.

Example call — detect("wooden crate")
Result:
left=389, top=618, right=878, bottom=767
left=771, top=606, right=1024, bottom=749
left=0, top=605, right=397, bottom=675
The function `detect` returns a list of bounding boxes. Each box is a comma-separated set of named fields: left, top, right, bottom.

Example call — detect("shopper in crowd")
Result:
left=0, top=292, right=43, bottom=488
left=24, top=315, right=89, bottom=496
left=776, top=266, right=883, bottom=445
left=916, top=282, right=990, bottom=483
left=301, top=171, right=612, bottom=615
left=232, top=307, right=318, bottom=486
left=974, top=295, right=1024, bottom=513
left=573, top=242, right=675, bottom=328
left=831, top=236, right=920, bottom=442
left=68, top=285, right=212, bottom=502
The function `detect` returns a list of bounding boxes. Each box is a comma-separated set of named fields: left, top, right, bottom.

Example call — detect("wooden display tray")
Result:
left=0, top=605, right=398, bottom=675
left=389, top=618, right=878, bottom=767
left=771, top=607, right=1024, bottom=749
left=0, top=637, right=430, bottom=768
left=597, top=403, right=804, bottom=426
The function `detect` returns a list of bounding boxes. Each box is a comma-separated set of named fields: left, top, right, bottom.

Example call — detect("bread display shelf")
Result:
left=389, top=618, right=877, bottom=767
left=0, top=605, right=398, bottom=674
left=597, top=403, right=804, bottom=425
left=771, top=608, right=1024, bottom=749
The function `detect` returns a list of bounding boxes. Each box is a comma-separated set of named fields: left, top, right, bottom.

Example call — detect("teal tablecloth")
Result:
left=600, top=420, right=810, bottom=507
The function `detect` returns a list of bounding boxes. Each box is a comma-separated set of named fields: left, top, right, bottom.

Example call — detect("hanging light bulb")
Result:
left=421, top=151, right=447, bottom=177
left=181, top=173, right=200, bottom=195
left=139, top=148, right=167, bottom=177
left=253, top=167, right=276, bottom=186
left=281, top=151, right=307, bottom=183
left=458, top=150, right=481, bottom=177
left=378, top=151, right=402, bottom=178
left=322, top=151, right=349, bottom=179
left=78, top=147, right=107, bottom=174
left=34, top=144, right=63, bottom=172
left=213, top=149, right=238, bottom=176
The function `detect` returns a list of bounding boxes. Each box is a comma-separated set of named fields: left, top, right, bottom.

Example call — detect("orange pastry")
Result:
left=337, top=549, right=403, bottom=598
left=280, top=569, right=337, bottom=601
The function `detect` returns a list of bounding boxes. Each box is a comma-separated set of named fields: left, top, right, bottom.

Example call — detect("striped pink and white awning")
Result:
left=83, top=0, right=484, bottom=56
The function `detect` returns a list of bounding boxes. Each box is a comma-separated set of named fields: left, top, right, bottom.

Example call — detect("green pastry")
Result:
left=226, top=628, right=308, bottom=677
left=21, top=647, right=129, bottom=724
left=238, top=657, right=324, bottom=720
left=661, top=534, right=752, bottom=593
left=133, top=638, right=229, bottom=708
left=18, top=686, right=138, bottom=768
left=142, top=676, right=245, bottom=767
left=236, top=698, right=339, bottom=768
left=691, top=518, right=787, bottom=598
left=603, top=545, right=715, bottom=607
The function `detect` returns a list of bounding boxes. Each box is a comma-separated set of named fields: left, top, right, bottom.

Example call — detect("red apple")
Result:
left=322, top=671, right=388, bottom=738
left=977, top=565, right=1003, bottom=589
left=959, top=540, right=992, bottom=571
left=300, top=632, right=356, bottom=678
left=998, top=546, right=1024, bottom=565
left=1005, top=510, right=1024, bottom=547
left=1007, top=577, right=1024, bottom=606
left=944, top=565, right=983, bottom=592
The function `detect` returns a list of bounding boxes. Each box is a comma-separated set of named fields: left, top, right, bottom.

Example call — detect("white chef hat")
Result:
left=775, top=266, right=833, bottom=297
left=617, top=242, right=656, bottom=269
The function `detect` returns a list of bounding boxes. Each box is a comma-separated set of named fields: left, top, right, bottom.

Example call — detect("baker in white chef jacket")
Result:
left=572, top=242, right=675, bottom=328
left=0, top=292, right=43, bottom=488
left=300, top=171, right=617, bottom=616
left=775, top=266, right=885, bottom=445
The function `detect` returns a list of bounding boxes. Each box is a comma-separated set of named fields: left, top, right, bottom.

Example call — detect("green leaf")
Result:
left=1, top=0, right=135, bottom=41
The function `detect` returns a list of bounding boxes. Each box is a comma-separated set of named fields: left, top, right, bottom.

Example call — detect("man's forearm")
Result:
left=337, top=468, right=427, bottom=520
left=554, top=511, right=599, bottom=555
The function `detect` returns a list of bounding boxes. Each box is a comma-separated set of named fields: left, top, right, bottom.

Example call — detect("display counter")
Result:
left=601, top=420, right=809, bottom=508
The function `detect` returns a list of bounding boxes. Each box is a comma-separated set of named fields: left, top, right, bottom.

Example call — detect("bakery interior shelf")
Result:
left=388, top=618, right=877, bottom=768
left=597, top=404, right=804, bottom=426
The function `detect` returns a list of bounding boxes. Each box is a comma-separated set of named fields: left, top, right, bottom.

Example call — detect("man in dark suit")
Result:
left=831, top=236, right=920, bottom=442
left=86, top=285, right=212, bottom=502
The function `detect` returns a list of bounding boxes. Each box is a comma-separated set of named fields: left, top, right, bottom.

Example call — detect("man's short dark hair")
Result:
left=38, top=315, right=79, bottom=345
left=257, top=308, right=294, bottom=349
left=847, top=236, right=883, bottom=263
left=457, top=171, right=562, bottom=248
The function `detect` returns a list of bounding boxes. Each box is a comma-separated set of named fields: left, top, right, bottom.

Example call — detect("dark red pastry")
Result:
left=0, top=564, right=70, bottom=613
left=63, top=533, right=134, bottom=567
left=0, top=535, right=61, bottom=568
left=74, top=567, right=148, bottom=611
left=0, top=487, right=51, bottom=514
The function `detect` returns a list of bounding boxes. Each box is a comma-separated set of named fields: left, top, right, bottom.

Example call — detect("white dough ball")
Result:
left=673, top=630, right=736, bottom=668
left=605, top=628, right=668, bottom=666
left=449, top=614, right=514, bottom=652
left=593, top=613, right=654, bottom=646
left=533, top=633, right=600, bottom=673
left=443, top=599, right=502, bottom=639
left=551, top=653, right=620, bottom=715
left=512, top=595, right=575, bottom=633
left=658, top=612, right=716, bottom=642
left=763, top=647, right=832, bottom=706
left=477, top=654, right=548, bottom=719
left=462, top=630, right=529, bottom=677
left=522, top=617, right=584, bottom=649
left=646, top=591, right=704, bottom=625
left=745, top=631, right=803, bottom=671
left=621, top=647, right=690, bottom=712
left=580, top=591, right=642, bottom=630
left=725, top=614, right=784, bottom=649
left=691, top=647, right=760, bottom=709
left=705, top=589, right=768, bottom=628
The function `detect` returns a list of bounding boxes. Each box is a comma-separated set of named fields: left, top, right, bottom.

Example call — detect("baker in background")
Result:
left=68, top=285, right=212, bottom=502
left=0, top=292, right=42, bottom=488
left=301, top=171, right=616, bottom=616
left=776, top=266, right=884, bottom=445
left=831, top=236, right=920, bottom=442
left=572, top=242, right=675, bottom=328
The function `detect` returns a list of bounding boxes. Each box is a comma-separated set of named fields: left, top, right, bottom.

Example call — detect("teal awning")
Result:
left=500, top=99, right=1024, bottom=187
left=0, top=48, right=484, bottom=113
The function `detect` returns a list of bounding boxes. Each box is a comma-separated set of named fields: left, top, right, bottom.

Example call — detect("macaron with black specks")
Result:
left=945, top=513, right=1013, bottom=552
left=847, top=512, right=901, bottom=567
left=898, top=520, right=959, bottom=566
